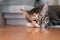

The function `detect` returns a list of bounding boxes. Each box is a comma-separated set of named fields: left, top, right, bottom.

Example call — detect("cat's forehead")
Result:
left=27, top=5, right=45, bottom=15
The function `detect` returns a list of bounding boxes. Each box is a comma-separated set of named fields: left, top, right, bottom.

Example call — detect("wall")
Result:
left=2, top=0, right=35, bottom=6
left=58, top=0, right=60, bottom=5
left=2, top=0, right=35, bottom=25
left=0, top=1, right=4, bottom=25
left=2, top=0, right=35, bottom=13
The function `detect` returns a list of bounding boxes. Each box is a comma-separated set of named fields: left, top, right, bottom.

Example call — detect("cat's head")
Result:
left=20, top=3, right=48, bottom=27
left=20, top=7, right=41, bottom=25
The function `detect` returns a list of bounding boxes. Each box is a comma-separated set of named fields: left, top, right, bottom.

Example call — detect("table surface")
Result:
left=0, top=25, right=60, bottom=40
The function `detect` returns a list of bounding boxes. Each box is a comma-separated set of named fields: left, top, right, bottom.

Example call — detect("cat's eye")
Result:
left=33, top=20, right=37, bottom=23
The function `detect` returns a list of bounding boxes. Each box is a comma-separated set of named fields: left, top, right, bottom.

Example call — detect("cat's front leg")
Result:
left=41, top=21, right=48, bottom=30
left=41, top=24, right=46, bottom=30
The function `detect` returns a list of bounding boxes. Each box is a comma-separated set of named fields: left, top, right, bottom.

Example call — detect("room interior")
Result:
left=0, top=0, right=60, bottom=26
left=0, top=0, right=60, bottom=40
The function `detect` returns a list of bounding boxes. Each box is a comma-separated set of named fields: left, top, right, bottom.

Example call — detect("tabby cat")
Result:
left=34, top=0, right=60, bottom=26
left=20, top=3, right=49, bottom=30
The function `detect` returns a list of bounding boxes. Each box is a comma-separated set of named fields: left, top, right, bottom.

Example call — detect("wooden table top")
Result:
left=0, top=25, right=60, bottom=40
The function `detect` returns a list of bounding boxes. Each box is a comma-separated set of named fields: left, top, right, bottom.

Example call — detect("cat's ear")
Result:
left=42, top=2, right=48, bottom=12
left=40, top=2, right=48, bottom=15
left=20, top=9, right=29, bottom=16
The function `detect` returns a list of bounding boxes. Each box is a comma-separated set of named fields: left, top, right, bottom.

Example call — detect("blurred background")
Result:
left=0, top=0, right=60, bottom=26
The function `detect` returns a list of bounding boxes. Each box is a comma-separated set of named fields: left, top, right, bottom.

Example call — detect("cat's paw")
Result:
left=34, top=24, right=40, bottom=28
left=26, top=23, right=33, bottom=27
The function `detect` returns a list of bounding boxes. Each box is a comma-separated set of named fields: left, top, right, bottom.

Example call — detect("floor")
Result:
left=0, top=25, right=60, bottom=40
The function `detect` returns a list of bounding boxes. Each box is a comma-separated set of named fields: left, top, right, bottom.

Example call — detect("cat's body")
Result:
left=48, top=8, right=60, bottom=26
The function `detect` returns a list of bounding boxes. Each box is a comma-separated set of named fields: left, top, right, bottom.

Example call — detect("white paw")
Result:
left=34, top=24, right=40, bottom=27
left=26, top=23, right=33, bottom=27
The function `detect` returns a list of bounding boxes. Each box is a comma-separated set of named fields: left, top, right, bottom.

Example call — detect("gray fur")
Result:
left=34, top=0, right=60, bottom=27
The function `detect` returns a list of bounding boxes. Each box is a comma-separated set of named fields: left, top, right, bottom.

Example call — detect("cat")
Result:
left=20, top=3, right=49, bottom=30
left=34, top=0, right=60, bottom=26
left=20, top=0, right=60, bottom=30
